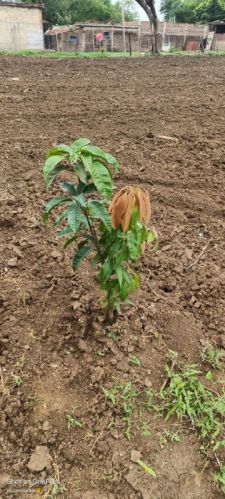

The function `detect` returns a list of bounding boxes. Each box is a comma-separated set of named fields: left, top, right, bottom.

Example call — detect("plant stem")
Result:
left=83, top=209, right=103, bottom=263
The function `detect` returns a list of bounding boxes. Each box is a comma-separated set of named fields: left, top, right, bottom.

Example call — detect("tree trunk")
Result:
left=149, top=1, right=159, bottom=54
left=135, top=0, right=159, bottom=54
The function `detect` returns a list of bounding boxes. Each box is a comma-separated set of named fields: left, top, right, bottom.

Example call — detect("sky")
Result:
left=134, top=1, right=162, bottom=20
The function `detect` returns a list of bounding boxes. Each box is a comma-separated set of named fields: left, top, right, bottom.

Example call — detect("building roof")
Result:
left=0, top=2, right=43, bottom=8
left=74, top=21, right=208, bottom=37
left=209, top=20, right=225, bottom=25
left=46, top=26, right=71, bottom=36
left=74, top=22, right=139, bottom=30
left=45, top=21, right=208, bottom=37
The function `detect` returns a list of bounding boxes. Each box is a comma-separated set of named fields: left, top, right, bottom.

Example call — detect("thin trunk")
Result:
left=135, top=0, right=159, bottom=54
left=149, top=1, right=159, bottom=54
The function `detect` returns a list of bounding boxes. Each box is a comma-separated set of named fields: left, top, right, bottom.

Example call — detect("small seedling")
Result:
left=15, top=354, right=26, bottom=369
left=107, top=331, right=119, bottom=342
left=128, top=356, right=142, bottom=367
left=159, top=430, right=181, bottom=447
left=28, top=394, right=43, bottom=407
left=47, top=482, right=67, bottom=499
left=102, top=386, right=118, bottom=406
left=11, top=375, right=22, bottom=387
left=43, top=138, right=155, bottom=315
left=201, top=342, right=223, bottom=369
left=66, top=414, right=82, bottom=431
left=42, top=475, right=66, bottom=498
left=145, top=388, right=154, bottom=412
left=205, top=370, right=213, bottom=380
left=97, top=351, right=105, bottom=357
left=137, top=409, right=151, bottom=437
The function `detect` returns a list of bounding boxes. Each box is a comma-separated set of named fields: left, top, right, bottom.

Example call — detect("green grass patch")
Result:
left=1, top=49, right=225, bottom=60
left=102, top=380, right=154, bottom=439
left=0, top=49, right=140, bottom=59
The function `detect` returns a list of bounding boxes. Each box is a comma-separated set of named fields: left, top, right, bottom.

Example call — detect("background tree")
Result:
left=21, top=0, right=138, bottom=26
left=160, top=0, right=225, bottom=23
left=111, top=0, right=139, bottom=22
left=135, top=0, right=159, bottom=53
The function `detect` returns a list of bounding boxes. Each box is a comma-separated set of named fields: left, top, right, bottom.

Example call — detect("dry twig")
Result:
left=185, top=238, right=213, bottom=270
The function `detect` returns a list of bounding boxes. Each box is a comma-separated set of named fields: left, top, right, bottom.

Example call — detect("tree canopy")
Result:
left=160, top=0, right=225, bottom=23
left=21, top=0, right=138, bottom=27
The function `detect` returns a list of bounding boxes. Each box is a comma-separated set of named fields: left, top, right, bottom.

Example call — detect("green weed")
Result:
left=159, top=364, right=225, bottom=447
left=107, top=331, right=119, bottom=342
left=102, top=380, right=152, bottom=439
left=128, top=355, right=142, bottom=367
left=159, top=429, right=181, bottom=447
left=66, top=414, right=82, bottom=431
left=137, top=459, right=156, bottom=477
left=11, top=375, right=22, bottom=387
left=28, top=394, right=43, bottom=407
left=214, top=465, right=225, bottom=494
left=201, top=342, right=223, bottom=370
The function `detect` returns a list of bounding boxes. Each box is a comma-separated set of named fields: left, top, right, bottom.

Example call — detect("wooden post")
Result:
left=82, top=31, right=86, bottom=52
left=138, top=21, right=141, bottom=53
left=128, top=33, right=132, bottom=56
left=184, top=23, right=188, bottom=48
left=111, top=26, right=114, bottom=52
left=122, top=0, right=126, bottom=52
left=92, top=28, right=95, bottom=51
left=56, top=33, right=59, bottom=52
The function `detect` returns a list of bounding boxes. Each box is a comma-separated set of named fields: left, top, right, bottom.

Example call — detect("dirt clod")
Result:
left=27, top=446, right=52, bottom=472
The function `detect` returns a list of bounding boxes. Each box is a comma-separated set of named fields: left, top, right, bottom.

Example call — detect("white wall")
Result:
left=0, top=5, right=44, bottom=51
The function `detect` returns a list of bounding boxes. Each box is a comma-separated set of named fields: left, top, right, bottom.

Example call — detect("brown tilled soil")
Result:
left=1, top=55, right=225, bottom=499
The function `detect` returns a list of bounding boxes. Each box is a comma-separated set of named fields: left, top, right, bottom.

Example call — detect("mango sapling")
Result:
left=43, top=138, right=156, bottom=314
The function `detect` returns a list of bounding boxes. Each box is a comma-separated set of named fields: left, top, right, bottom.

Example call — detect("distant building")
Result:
left=45, top=21, right=209, bottom=53
left=209, top=20, right=225, bottom=51
left=0, top=2, right=44, bottom=51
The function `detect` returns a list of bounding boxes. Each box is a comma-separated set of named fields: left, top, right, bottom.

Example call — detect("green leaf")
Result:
left=104, top=152, right=121, bottom=172
left=84, top=159, right=113, bottom=200
left=81, top=153, right=93, bottom=172
left=148, top=230, right=157, bottom=243
left=137, top=460, right=156, bottom=477
left=127, top=231, right=141, bottom=261
left=130, top=207, right=140, bottom=228
left=67, top=204, right=82, bottom=233
left=42, top=197, right=70, bottom=224
left=60, top=181, right=77, bottom=196
left=74, top=162, right=87, bottom=183
left=72, top=138, right=91, bottom=150
left=100, top=259, right=113, bottom=283
left=82, top=145, right=120, bottom=172
left=47, top=144, right=73, bottom=156
left=64, top=236, right=77, bottom=249
left=87, top=200, right=112, bottom=230
left=83, top=183, right=97, bottom=195
left=72, top=245, right=92, bottom=270
left=128, top=356, right=141, bottom=366
left=119, top=279, right=130, bottom=301
left=115, top=266, right=123, bottom=288
left=81, top=144, right=107, bottom=158
left=58, top=226, right=74, bottom=237
left=76, top=181, right=86, bottom=195
left=43, top=153, right=67, bottom=186
left=54, top=209, right=69, bottom=227
left=132, top=272, right=140, bottom=290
